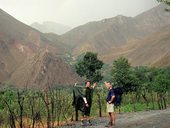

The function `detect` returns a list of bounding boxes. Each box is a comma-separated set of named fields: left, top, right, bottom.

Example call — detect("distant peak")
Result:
left=101, top=15, right=131, bottom=23
left=115, top=15, right=126, bottom=18
left=103, top=15, right=131, bottom=24
left=114, top=15, right=131, bottom=20
left=0, top=8, right=10, bottom=15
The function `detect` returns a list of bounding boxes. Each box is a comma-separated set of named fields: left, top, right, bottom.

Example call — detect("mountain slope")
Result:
left=60, top=4, right=170, bottom=56
left=152, top=51, right=170, bottom=67
left=0, top=40, right=17, bottom=81
left=10, top=50, right=79, bottom=88
left=60, top=15, right=134, bottom=54
left=101, top=24, right=170, bottom=66
left=0, top=8, right=65, bottom=54
left=0, top=8, right=78, bottom=86
left=125, top=25, right=170, bottom=66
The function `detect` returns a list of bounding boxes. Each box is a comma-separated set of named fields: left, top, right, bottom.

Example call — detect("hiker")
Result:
left=72, top=80, right=97, bottom=126
left=81, top=80, right=97, bottom=126
left=104, top=81, right=116, bottom=127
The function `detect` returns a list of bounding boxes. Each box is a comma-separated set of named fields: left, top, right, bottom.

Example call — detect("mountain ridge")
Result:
left=59, top=4, right=170, bottom=57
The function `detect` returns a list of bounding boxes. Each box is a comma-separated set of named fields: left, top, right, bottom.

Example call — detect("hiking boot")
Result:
left=86, top=120, right=92, bottom=126
left=105, top=122, right=113, bottom=127
left=81, top=120, right=86, bottom=126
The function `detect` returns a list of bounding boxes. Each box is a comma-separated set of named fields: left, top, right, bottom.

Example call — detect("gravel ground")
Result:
left=60, top=108, right=170, bottom=128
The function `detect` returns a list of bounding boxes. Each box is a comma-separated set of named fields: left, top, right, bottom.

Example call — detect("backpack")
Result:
left=72, top=86, right=86, bottom=112
left=113, top=87, right=123, bottom=106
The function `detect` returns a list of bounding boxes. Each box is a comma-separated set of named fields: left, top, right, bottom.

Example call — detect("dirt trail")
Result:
left=60, top=108, right=170, bottom=128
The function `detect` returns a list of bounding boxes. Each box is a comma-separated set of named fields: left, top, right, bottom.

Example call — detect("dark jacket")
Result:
left=85, top=87, right=93, bottom=107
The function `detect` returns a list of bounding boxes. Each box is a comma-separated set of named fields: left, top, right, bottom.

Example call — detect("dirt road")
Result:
left=61, top=108, right=170, bottom=128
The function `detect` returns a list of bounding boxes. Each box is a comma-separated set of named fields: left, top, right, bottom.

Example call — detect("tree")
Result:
left=111, top=57, right=131, bottom=87
left=75, top=52, right=104, bottom=83
left=157, top=0, right=170, bottom=5
left=132, top=66, right=152, bottom=110
left=17, top=89, right=26, bottom=128
left=111, top=57, right=134, bottom=111
left=146, top=67, right=159, bottom=110
left=157, top=0, right=170, bottom=11
left=153, top=68, right=170, bottom=109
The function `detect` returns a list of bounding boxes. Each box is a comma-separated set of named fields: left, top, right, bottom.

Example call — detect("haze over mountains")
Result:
left=0, top=4, right=170, bottom=87
left=31, top=21, right=71, bottom=35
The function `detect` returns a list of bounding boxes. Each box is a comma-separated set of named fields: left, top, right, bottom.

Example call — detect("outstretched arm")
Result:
left=92, top=82, right=97, bottom=89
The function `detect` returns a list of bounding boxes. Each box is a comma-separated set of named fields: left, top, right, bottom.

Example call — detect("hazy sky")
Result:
left=0, top=0, right=159, bottom=28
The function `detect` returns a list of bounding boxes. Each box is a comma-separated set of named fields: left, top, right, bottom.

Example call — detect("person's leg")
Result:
left=106, top=103, right=112, bottom=127
left=106, top=103, right=115, bottom=127
left=109, top=113, right=112, bottom=124
left=85, top=107, right=92, bottom=125
left=105, top=112, right=113, bottom=127
left=81, top=110, right=87, bottom=126
left=86, top=116, right=92, bottom=125
left=111, top=112, right=116, bottom=125
left=81, top=115, right=85, bottom=125
left=81, top=116, right=87, bottom=126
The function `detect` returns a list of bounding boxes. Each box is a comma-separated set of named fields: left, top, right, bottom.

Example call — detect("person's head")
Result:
left=85, top=80, right=91, bottom=87
left=104, top=81, right=112, bottom=89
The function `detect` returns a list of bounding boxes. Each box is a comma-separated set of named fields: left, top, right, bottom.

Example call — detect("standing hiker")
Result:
left=80, top=80, right=97, bottom=126
left=104, top=81, right=116, bottom=127
left=72, top=80, right=97, bottom=126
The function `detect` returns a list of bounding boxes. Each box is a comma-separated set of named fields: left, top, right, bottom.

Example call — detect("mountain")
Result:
left=60, top=15, right=134, bottom=55
left=100, top=24, right=170, bottom=67
left=0, top=9, right=65, bottom=55
left=60, top=4, right=170, bottom=56
left=0, top=8, right=78, bottom=86
left=0, top=40, right=17, bottom=81
left=126, top=25, right=170, bottom=66
left=31, top=21, right=71, bottom=35
left=152, top=51, right=170, bottom=67
left=10, top=50, right=78, bottom=88
left=1, top=3, right=170, bottom=87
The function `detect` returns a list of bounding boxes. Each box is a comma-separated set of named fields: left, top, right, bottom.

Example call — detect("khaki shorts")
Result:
left=106, top=103, right=114, bottom=112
